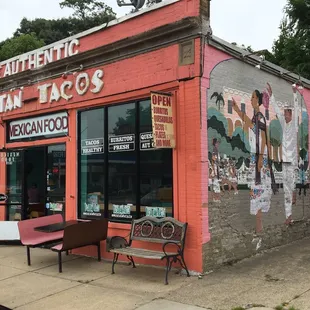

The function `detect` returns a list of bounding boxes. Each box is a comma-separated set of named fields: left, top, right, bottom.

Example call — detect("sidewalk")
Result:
left=1, top=237, right=310, bottom=310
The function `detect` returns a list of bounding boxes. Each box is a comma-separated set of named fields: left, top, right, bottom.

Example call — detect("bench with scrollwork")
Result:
left=107, top=216, right=190, bottom=285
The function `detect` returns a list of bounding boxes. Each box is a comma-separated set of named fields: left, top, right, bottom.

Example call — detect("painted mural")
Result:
left=208, top=60, right=309, bottom=247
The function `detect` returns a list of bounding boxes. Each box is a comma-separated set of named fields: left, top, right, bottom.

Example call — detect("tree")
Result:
left=60, top=0, right=115, bottom=20
left=0, top=0, right=116, bottom=62
left=272, top=0, right=310, bottom=79
left=14, top=15, right=115, bottom=46
left=210, top=92, right=225, bottom=110
left=0, top=34, right=45, bottom=61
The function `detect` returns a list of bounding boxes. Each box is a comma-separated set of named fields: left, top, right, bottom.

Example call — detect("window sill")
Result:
left=108, top=221, right=131, bottom=231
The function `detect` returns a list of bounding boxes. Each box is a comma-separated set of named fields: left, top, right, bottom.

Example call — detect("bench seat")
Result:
left=107, top=216, right=190, bottom=285
left=50, top=219, right=108, bottom=273
left=18, top=214, right=64, bottom=266
left=22, top=231, right=63, bottom=246
left=109, top=247, right=178, bottom=260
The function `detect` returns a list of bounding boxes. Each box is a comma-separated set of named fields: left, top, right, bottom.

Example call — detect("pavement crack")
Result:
left=13, top=283, right=83, bottom=309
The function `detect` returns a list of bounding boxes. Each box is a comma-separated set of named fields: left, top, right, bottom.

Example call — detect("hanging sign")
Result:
left=8, top=112, right=68, bottom=141
left=151, top=92, right=175, bottom=148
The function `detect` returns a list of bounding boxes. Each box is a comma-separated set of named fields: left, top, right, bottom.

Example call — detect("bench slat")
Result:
left=109, top=247, right=178, bottom=260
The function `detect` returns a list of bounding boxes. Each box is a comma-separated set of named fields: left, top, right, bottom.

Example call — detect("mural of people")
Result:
left=269, top=83, right=300, bottom=225
left=220, top=158, right=231, bottom=193
left=207, top=58, right=309, bottom=255
left=228, top=158, right=238, bottom=195
left=209, top=152, right=221, bottom=202
left=232, top=89, right=275, bottom=233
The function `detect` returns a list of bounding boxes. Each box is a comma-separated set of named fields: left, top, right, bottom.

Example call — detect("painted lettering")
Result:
left=60, top=81, right=73, bottom=101
left=76, top=72, right=90, bottom=95
left=0, top=39, right=80, bottom=78
left=38, top=83, right=52, bottom=103
left=50, top=83, right=61, bottom=102
left=91, top=70, right=104, bottom=93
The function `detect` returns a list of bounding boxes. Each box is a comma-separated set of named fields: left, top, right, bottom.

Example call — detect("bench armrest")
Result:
left=162, top=241, right=182, bottom=257
left=107, top=236, right=129, bottom=251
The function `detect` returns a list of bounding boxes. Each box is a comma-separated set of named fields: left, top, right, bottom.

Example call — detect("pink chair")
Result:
left=18, top=214, right=64, bottom=266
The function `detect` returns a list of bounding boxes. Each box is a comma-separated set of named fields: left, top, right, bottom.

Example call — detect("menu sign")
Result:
left=112, top=204, right=132, bottom=219
left=0, top=151, right=21, bottom=165
left=109, top=134, right=135, bottom=152
left=81, top=138, right=104, bottom=155
left=83, top=193, right=103, bottom=217
left=151, top=92, right=175, bottom=148
left=145, top=206, right=166, bottom=217
left=140, top=132, right=154, bottom=150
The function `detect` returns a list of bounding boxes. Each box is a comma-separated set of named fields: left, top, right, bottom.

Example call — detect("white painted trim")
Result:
left=0, top=221, right=20, bottom=240
left=0, top=0, right=180, bottom=67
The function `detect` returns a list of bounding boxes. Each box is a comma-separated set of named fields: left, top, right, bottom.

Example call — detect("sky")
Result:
left=0, top=0, right=287, bottom=51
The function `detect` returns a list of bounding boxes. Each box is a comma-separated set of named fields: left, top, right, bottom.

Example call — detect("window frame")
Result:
left=77, top=99, right=174, bottom=222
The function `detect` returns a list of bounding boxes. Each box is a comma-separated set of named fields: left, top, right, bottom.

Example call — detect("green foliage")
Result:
left=14, top=15, right=115, bottom=46
left=0, top=34, right=45, bottom=61
left=272, top=0, right=310, bottom=79
left=60, top=0, right=115, bottom=20
left=0, top=0, right=116, bottom=62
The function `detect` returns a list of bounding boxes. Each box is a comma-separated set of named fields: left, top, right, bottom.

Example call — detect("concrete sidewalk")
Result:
left=1, top=238, right=310, bottom=310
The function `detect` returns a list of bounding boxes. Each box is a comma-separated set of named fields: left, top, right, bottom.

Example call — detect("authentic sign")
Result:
left=0, top=39, right=80, bottom=78
left=9, top=111, right=68, bottom=141
left=81, top=138, right=104, bottom=155
left=151, top=92, right=175, bottom=148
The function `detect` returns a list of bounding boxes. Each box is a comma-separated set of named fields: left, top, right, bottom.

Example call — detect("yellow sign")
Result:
left=151, top=92, right=175, bottom=148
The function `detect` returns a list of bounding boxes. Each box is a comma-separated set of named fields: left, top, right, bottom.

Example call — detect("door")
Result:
left=24, top=147, right=46, bottom=219
left=46, top=145, right=66, bottom=216
left=0, top=150, right=25, bottom=221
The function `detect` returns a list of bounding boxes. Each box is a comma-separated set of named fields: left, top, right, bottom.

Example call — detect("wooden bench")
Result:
left=17, top=214, right=64, bottom=266
left=51, top=219, right=108, bottom=273
left=107, top=216, right=190, bottom=284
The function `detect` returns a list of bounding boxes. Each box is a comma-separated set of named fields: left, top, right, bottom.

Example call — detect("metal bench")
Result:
left=51, top=219, right=108, bottom=272
left=17, top=214, right=64, bottom=266
left=107, top=216, right=190, bottom=284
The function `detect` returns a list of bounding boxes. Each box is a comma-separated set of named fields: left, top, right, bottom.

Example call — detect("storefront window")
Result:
left=139, top=101, right=173, bottom=218
left=5, top=151, right=23, bottom=221
left=78, top=100, right=173, bottom=222
left=108, top=103, right=136, bottom=221
left=79, top=108, right=105, bottom=219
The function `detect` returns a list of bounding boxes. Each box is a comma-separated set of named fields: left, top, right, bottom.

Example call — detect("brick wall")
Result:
left=202, top=44, right=310, bottom=271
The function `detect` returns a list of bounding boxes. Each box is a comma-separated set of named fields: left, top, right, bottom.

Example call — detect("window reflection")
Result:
left=108, top=103, right=136, bottom=220
left=78, top=100, right=174, bottom=221
left=139, top=101, right=173, bottom=217
left=79, top=108, right=105, bottom=219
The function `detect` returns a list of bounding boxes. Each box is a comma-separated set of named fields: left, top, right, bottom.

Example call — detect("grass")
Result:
left=231, top=307, right=245, bottom=310
left=274, top=306, right=299, bottom=310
